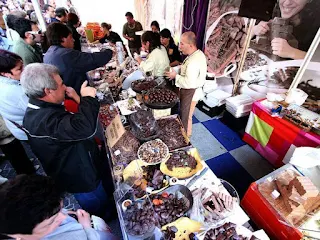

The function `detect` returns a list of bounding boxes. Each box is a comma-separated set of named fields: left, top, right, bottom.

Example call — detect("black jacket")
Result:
left=44, top=45, right=113, bottom=94
left=99, top=31, right=123, bottom=44
left=23, top=97, right=101, bottom=193
left=67, top=23, right=81, bottom=51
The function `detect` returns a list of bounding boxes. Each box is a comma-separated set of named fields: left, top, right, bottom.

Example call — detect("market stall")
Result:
left=79, top=41, right=274, bottom=240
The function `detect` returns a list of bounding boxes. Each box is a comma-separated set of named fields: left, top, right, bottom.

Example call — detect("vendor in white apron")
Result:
left=166, top=32, right=207, bottom=137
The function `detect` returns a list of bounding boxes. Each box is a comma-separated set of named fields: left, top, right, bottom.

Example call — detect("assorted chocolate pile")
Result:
left=204, top=222, right=249, bottom=240
left=138, top=140, right=168, bottom=164
left=206, top=14, right=247, bottom=75
left=130, top=178, right=148, bottom=199
left=99, top=104, right=118, bottom=127
left=166, top=151, right=197, bottom=171
left=151, top=192, right=188, bottom=226
left=161, top=226, right=197, bottom=240
left=129, top=166, right=166, bottom=198
left=111, top=131, right=140, bottom=165
left=145, top=89, right=178, bottom=105
left=123, top=201, right=157, bottom=236
left=132, top=79, right=158, bottom=92
left=141, top=165, right=165, bottom=190
left=130, top=110, right=158, bottom=139
left=157, top=118, right=189, bottom=150
left=202, top=191, right=236, bottom=221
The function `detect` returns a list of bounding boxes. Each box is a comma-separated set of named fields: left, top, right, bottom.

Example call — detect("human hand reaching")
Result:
left=165, top=69, right=177, bottom=80
left=80, top=81, right=96, bottom=98
left=253, top=21, right=270, bottom=36
left=76, top=209, right=92, bottom=229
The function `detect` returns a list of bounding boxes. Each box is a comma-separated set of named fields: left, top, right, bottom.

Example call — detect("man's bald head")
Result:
left=181, top=31, right=197, bottom=46
left=179, top=31, right=198, bottom=55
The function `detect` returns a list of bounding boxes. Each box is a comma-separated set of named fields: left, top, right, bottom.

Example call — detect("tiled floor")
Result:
left=192, top=109, right=275, bottom=198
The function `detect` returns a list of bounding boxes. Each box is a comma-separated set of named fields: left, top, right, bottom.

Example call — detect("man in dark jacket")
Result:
left=44, top=23, right=113, bottom=94
left=20, top=63, right=109, bottom=218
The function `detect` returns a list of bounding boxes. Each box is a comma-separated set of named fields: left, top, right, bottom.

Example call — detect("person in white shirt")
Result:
left=166, top=31, right=207, bottom=137
left=135, top=31, right=169, bottom=77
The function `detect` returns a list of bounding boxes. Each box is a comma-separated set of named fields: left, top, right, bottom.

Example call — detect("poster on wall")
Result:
left=237, top=0, right=320, bottom=100
left=204, top=0, right=249, bottom=78
left=296, top=43, right=320, bottom=114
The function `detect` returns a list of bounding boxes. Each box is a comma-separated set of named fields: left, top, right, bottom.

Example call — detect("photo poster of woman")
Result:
left=204, top=0, right=249, bottom=77
left=237, top=0, right=320, bottom=100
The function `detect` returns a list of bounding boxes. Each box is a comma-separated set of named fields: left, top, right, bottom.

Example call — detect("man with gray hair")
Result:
left=166, top=31, right=207, bottom=137
left=21, top=63, right=110, bottom=218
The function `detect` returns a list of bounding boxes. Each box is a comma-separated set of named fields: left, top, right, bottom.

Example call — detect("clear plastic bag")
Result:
left=130, top=110, right=159, bottom=141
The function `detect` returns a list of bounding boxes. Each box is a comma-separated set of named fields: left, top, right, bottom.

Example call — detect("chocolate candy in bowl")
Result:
left=151, top=185, right=193, bottom=226
left=131, top=79, right=158, bottom=93
left=137, top=139, right=169, bottom=165
left=123, top=200, right=157, bottom=238
left=143, top=88, right=179, bottom=109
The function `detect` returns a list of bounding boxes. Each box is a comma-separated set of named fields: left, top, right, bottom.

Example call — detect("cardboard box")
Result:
left=105, top=114, right=125, bottom=148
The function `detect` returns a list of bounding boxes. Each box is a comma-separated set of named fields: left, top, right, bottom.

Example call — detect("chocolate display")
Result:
left=157, top=118, right=189, bottom=151
left=144, top=88, right=178, bottom=106
left=111, top=131, right=140, bottom=165
left=130, top=178, right=148, bottom=199
left=99, top=104, right=118, bottom=128
left=138, top=139, right=169, bottom=164
left=123, top=201, right=157, bottom=236
left=141, top=165, right=166, bottom=190
left=166, top=151, right=197, bottom=171
left=202, top=191, right=236, bottom=221
left=161, top=226, right=179, bottom=240
left=258, top=169, right=320, bottom=226
left=130, top=110, right=159, bottom=140
left=161, top=226, right=198, bottom=240
left=204, top=222, right=250, bottom=240
left=132, top=79, right=158, bottom=93
left=151, top=192, right=188, bottom=226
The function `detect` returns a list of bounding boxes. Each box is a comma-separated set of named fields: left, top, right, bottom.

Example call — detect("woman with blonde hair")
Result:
left=92, top=22, right=122, bottom=44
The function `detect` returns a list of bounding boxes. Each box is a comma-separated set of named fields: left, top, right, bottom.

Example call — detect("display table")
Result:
left=95, top=91, right=251, bottom=239
left=85, top=45, right=255, bottom=239
left=243, top=99, right=320, bottom=168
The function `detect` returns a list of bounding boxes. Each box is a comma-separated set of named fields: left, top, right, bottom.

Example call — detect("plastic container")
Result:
left=116, top=189, right=159, bottom=240
left=129, top=110, right=159, bottom=142
left=226, top=94, right=254, bottom=108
